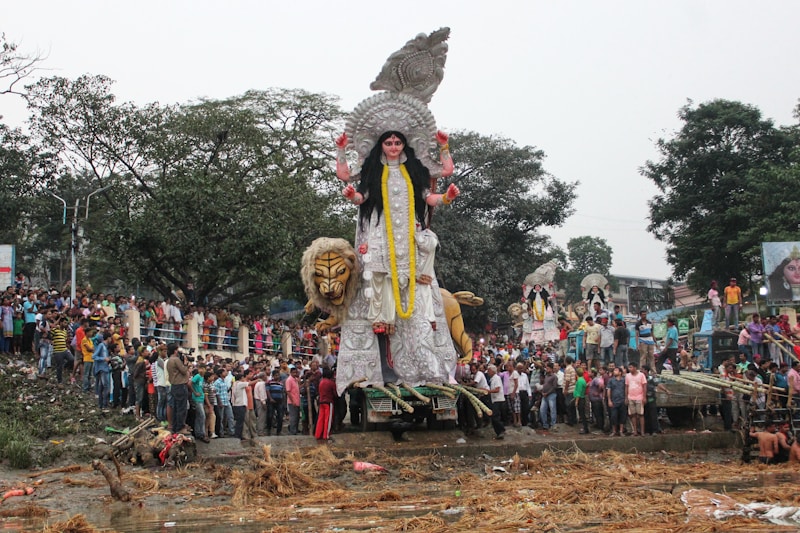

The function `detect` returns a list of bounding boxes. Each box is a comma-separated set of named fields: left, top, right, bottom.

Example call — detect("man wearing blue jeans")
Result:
left=190, top=367, right=209, bottom=442
left=656, top=317, right=681, bottom=375
left=154, top=347, right=169, bottom=423
left=166, top=344, right=189, bottom=434
left=724, top=278, right=742, bottom=329
left=213, top=367, right=235, bottom=437
left=540, top=362, right=558, bottom=430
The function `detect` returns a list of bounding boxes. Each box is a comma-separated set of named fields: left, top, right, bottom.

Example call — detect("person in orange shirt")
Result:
left=723, top=278, right=742, bottom=329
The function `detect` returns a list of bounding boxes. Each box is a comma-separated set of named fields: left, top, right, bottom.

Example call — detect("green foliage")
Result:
left=642, top=99, right=799, bottom=294
left=5, top=438, right=33, bottom=469
left=17, top=75, right=579, bottom=320
left=0, top=420, right=18, bottom=452
left=24, top=76, right=351, bottom=305
left=432, top=131, right=577, bottom=329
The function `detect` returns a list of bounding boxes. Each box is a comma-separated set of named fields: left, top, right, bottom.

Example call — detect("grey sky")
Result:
left=4, top=1, right=800, bottom=280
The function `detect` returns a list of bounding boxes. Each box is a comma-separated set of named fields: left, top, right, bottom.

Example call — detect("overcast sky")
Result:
left=4, top=1, right=800, bottom=280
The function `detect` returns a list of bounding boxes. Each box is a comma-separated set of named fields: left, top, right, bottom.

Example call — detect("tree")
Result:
left=0, top=33, right=45, bottom=97
left=555, top=236, right=614, bottom=309
left=0, top=120, right=62, bottom=281
left=25, top=75, right=350, bottom=305
left=430, top=131, right=577, bottom=330
left=642, top=99, right=798, bottom=294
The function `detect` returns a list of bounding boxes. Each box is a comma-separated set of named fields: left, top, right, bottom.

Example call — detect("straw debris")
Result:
left=41, top=514, right=100, bottom=533
left=0, top=503, right=49, bottom=518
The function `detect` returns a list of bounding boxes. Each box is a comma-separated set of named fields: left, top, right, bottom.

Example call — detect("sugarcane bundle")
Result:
left=401, top=383, right=432, bottom=404
left=660, top=374, right=722, bottom=392
left=386, top=383, right=403, bottom=397
left=767, top=333, right=800, bottom=363
left=444, top=383, right=492, bottom=418
left=422, top=383, right=457, bottom=399
left=676, top=373, right=753, bottom=394
left=458, top=384, right=489, bottom=396
left=372, top=385, right=414, bottom=413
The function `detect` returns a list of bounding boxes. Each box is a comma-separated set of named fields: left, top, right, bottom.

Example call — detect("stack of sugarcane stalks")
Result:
left=662, top=371, right=790, bottom=408
left=765, top=332, right=800, bottom=363
left=372, top=385, right=415, bottom=413
left=111, top=417, right=155, bottom=449
left=442, top=383, right=492, bottom=418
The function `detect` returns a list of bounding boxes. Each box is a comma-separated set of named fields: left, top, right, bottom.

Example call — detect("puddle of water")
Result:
left=9, top=496, right=463, bottom=532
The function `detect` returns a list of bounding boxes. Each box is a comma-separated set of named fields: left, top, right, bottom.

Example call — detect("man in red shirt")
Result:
left=71, top=318, right=88, bottom=384
left=315, top=366, right=337, bottom=442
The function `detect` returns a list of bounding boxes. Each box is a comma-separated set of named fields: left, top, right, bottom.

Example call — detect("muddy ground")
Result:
left=2, top=358, right=800, bottom=532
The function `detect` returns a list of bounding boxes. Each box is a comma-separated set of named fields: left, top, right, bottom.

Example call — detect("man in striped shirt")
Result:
left=50, top=316, right=71, bottom=384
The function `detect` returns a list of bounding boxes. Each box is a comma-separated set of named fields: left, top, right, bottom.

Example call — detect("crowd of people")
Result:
left=6, top=274, right=800, bottom=466
left=0, top=279, right=340, bottom=446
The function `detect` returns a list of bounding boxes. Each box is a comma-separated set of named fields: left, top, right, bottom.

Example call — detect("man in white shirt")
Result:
left=486, top=365, right=506, bottom=440
left=253, top=373, right=268, bottom=435
left=599, top=318, right=615, bottom=368
left=516, top=362, right=532, bottom=427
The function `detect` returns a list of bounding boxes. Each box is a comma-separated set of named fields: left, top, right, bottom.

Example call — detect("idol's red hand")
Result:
left=335, top=132, right=348, bottom=149
left=343, top=184, right=356, bottom=200
left=436, top=130, right=449, bottom=146
left=445, top=183, right=459, bottom=201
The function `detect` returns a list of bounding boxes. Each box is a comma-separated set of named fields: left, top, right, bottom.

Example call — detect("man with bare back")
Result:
left=749, top=422, right=779, bottom=464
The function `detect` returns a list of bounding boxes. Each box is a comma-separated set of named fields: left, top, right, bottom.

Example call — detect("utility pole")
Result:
left=50, top=185, right=112, bottom=303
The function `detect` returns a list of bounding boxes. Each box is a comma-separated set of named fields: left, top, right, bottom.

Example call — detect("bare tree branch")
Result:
left=0, top=33, right=47, bottom=96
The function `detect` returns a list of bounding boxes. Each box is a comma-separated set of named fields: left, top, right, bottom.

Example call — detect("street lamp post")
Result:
left=51, top=186, right=111, bottom=303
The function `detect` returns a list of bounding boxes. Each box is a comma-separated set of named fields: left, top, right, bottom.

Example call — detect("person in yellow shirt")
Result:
left=723, top=278, right=742, bottom=329
left=81, top=328, right=96, bottom=392
left=582, top=316, right=602, bottom=370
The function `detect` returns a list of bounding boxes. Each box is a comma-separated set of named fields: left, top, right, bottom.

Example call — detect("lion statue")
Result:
left=301, top=237, right=483, bottom=362
left=507, top=302, right=525, bottom=328
left=301, top=237, right=359, bottom=335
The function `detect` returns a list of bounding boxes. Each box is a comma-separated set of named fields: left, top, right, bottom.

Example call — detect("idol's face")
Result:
left=784, top=259, right=800, bottom=285
left=381, top=135, right=404, bottom=161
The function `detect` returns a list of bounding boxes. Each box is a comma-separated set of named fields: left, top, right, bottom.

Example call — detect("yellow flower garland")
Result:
left=532, top=295, right=546, bottom=321
left=382, top=164, right=416, bottom=320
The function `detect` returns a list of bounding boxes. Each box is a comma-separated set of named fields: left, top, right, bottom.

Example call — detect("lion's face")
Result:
left=313, top=251, right=351, bottom=306
left=507, top=303, right=523, bottom=320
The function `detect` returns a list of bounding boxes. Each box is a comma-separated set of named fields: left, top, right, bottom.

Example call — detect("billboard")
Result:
left=627, top=286, right=673, bottom=315
left=762, top=242, right=800, bottom=304
left=0, top=245, right=14, bottom=290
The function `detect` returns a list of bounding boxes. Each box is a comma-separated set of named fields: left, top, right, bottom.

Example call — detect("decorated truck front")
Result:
left=360, top=386, right=459, bottom=431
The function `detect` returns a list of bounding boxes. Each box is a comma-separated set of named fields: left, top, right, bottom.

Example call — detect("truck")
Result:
left=656, top=329, right=739, bottom=425
left=357, top=386, right=460, bottom=432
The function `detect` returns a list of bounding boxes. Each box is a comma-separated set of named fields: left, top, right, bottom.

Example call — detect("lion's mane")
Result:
left=301, top=237, right=360, bottom=323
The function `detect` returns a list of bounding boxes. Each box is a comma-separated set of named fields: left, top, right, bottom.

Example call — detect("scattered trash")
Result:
left=104, top=426, right=130, bottom=435
left=354, top=461, right=387, bottom=473
left=455, top=437, right=466, bottom=444
left=682, top=489, right=800, bottom=526
left=1, top=487, right=35, bottom=503
left=163, top=521, right=176, bottom=528
left=440, top=507, right=465, bottom=515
